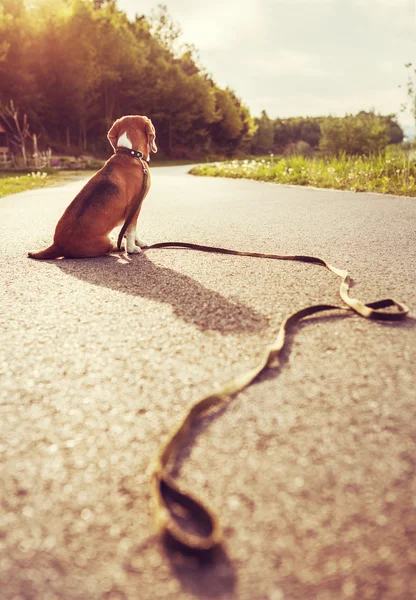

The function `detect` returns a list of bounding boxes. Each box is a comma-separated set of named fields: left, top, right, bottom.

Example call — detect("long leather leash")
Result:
left=142, top=241, right=409, bottom=554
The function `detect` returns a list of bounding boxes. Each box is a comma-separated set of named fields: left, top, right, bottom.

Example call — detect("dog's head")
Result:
left=107, top=115, right=157, bottom=160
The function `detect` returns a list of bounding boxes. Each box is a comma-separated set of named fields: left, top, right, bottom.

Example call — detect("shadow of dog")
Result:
left=54, top=252, right=269, bottom=334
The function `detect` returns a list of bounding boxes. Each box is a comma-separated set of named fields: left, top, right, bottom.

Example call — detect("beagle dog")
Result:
left=28, top=115, right=157, bottom=259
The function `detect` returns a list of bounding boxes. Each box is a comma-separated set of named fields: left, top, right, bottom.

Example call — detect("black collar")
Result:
left=116, top=147, right=149, bottom=162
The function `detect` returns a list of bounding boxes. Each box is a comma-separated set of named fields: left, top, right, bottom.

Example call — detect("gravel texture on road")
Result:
left=1, top=166, right=415, bottom=600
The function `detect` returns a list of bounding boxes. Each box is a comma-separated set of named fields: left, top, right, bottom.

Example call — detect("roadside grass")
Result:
left=3, top=153, right=415, bottom=198
left=190, top=150, right=416, bottom=197
left=0, top=169, right=96, bottom=198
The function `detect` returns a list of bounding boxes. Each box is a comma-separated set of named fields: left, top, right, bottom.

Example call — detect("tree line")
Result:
left=0, top=0, right=255, bottom=158
left=251, top=110, right=404, bottom=157
left=0, top=0, right=406, bottom=160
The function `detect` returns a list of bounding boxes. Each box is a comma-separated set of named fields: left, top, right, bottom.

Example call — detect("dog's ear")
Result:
left=149, top=134, right=157, bottom=153
left=107, top=119, right=121, bottom=151
left=146, top=120, right=158, bottom=153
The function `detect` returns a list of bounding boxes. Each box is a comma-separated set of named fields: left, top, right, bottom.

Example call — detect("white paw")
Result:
left=127, top=245, right=142, bottom=254
left=135, top=237, right=149, bottom=248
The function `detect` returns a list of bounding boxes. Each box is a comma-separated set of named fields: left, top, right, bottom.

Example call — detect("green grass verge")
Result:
left=190, top=152, right=416, bottom=197
left=0, top=170, right=96, bottom=199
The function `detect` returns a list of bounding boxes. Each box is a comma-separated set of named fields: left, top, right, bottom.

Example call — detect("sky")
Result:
left=117, top=0, right=416, bottom=127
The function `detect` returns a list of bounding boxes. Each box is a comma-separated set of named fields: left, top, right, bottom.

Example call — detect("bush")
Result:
left=319, top=112, right=391, bottom=157
left=284, top=141, right=313, bottom=158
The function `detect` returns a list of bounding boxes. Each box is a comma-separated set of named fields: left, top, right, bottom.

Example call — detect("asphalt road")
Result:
left=1, top=166, right=415, bottom=600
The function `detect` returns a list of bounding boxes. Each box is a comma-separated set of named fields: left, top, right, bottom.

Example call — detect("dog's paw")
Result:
left=127, top=245, right=142, bottom=254
left=135, top=237, right=149, bottom=248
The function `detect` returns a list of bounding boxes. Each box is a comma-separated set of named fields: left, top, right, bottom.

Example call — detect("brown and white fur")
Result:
left=28, top=115, right=157, bottom=259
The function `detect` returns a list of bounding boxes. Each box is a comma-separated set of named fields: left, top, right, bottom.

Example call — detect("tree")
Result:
left=234, top=101, right=256, bottom=154
left=92, top=3, right=148, bottom=130
left=251, top=110, right=274, bottom=154
left=0, top=99, right=32, bottom=166
left=0, top=0, right=37, bottom=117
left=380, top=114, right=404, bottom=145
left=0, top=1, right=256, bottom=157
left=319, top=117, right=347, bottom=156
left=319, top=112, right=391, bottom=156
left=273, top=119, right=291, bottom=151
left=400, top=62, right=416, bottom=127
left=149, top=4, right=182, bottom=56
left=299, top=119, right=321, bottom=147
left=210, top=88, right=251, bottom=155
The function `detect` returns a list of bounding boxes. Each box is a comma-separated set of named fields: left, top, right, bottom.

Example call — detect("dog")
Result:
left=28, top=115, right=157, bottom=259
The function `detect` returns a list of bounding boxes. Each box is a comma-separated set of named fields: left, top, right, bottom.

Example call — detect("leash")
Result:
left=116, top=148, right=149, bottom=250
left=143, top=241, right=409, bottom=554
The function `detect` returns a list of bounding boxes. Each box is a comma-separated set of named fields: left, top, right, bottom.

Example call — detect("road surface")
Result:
left=1, top=166, right=415, bottom=599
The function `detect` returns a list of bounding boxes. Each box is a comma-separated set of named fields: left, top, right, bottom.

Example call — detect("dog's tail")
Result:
left=28, top=243, right=63, bottom=260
